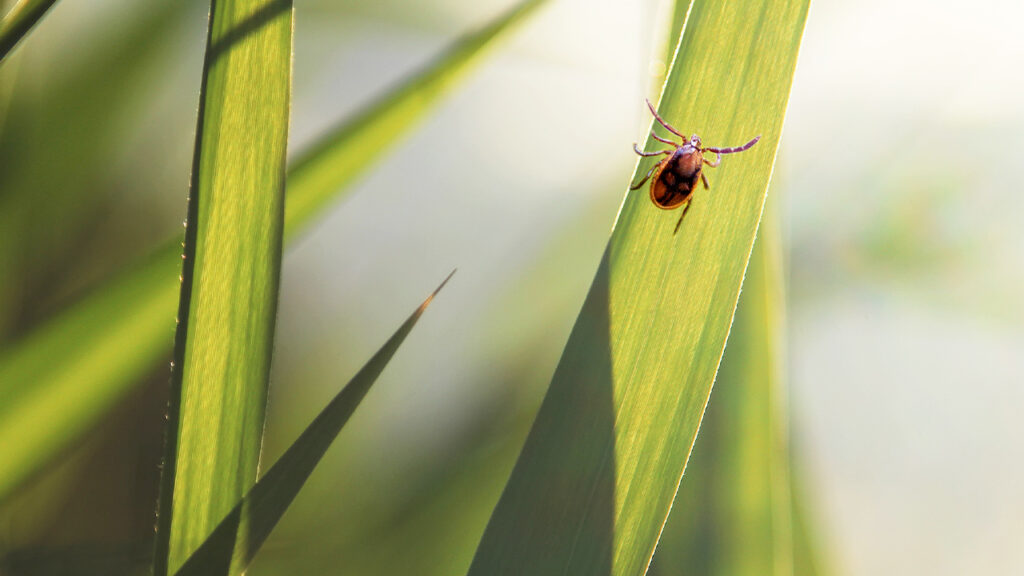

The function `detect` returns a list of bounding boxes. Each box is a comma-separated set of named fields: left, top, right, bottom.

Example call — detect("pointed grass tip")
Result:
left=418, top=269, right=457, bottom=313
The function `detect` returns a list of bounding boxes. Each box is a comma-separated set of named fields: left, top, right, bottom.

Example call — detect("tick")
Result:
left=630, top=99, right=760, bottom=234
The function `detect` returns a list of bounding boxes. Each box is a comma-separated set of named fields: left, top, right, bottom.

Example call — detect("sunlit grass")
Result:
left=0, top=1, right=825, bottom=575
left=468, top=1, right=810, bottom=573
left=152, top=0, right=292, bottom=573
left=0, top=0, right=545, bottom=505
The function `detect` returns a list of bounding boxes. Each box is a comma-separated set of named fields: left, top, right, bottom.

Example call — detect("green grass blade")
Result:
left=648, top=15, right=796, bottom=575
left=172, top=274, right=452, bottom=576
left=467, top=2, right=810, bottom=574
left=0, top=0, right=58, bottom=62
left=152, top=0, right=292, bottom=574
left=649, top=200, right=793, bottom=576
left=0, top=0, right=542, bottom=504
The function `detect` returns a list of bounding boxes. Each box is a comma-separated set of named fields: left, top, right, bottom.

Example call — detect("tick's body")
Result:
left=631, top=99, right=760, bottom=233
left=649, top=142, right=705, bottom=210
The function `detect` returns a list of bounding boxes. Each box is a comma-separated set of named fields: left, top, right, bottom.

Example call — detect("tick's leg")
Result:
left=650, top=131, right=678, bottom=147
left=703, top=153, right=721, bottom=167
left=630, top=159, right=665, bottom=190
left=701, top=171, right=710, bottom=189
left=704, top=135, right=761, bottom=155
left=645, top=98, right=686, bottom=139
left=633, top=143, right=672, bottom=157
left=673, top=200, right=693, bottom=235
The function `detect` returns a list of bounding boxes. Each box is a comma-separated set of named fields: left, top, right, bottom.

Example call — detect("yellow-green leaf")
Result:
left=152, top=0, right=292, bottom=573
left=467, top=1, right=810, bottom=573
left=649, top=200, right=794, bottom=576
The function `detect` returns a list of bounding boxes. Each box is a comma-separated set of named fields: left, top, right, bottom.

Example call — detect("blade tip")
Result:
left=419, top=268, right=457, bottom=312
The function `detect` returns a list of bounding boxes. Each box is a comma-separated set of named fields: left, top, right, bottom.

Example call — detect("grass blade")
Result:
left=172, top=274, right=452, bottom=576
left=467, top=2, right=810, bottom=574
left=0, top=0, right=543, bottom=504
left=0, top=0, right=58, bottom=62
left=648, top=13, right=803, bottom=572
left=152, top=0, right=292, bottom=573
left=649, top=200, right=794, bottom=576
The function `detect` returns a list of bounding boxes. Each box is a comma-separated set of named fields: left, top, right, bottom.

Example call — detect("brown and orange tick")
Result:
left=630, top=99, right=760, bottom=234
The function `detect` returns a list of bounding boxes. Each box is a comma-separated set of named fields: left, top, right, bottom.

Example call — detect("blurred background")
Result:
left=1, top=0, right=1022, bottom=574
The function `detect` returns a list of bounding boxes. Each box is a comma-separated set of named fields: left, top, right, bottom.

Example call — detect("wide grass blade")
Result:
left=647, top=10, right=804, bottom=572
left=649, top=202, right=794, bottom=576
left=467, top=1, right=810, bottom=574
left=172, top=274, right=452, bottom=576
left=0, top=0, right=544, bottom=504
left=152, top=0, right=292, bottom=573
left=0, top=0, right=58, bottom=62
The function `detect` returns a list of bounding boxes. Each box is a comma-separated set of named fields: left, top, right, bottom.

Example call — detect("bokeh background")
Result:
left=1, top=0, right=1022, bottom=574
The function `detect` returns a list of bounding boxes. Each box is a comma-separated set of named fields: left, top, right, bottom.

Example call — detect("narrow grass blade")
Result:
left=651, top=9, right=821, bottom=559
left=0, top=0, right=58, bottom=62
left=172, top=274, right=452, bottom=576
left=152, top=0, right=292, bottom=574
left=649, top=200, right=794, bottom=576
left=0, top=0, right=542, bottom=504
left=0, top=34, right=17, bottom=134
left=467, top=1, right=810, bottom=574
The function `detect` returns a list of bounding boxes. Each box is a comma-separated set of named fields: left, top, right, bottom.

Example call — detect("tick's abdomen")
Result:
left=651, top=148, right=702, bottom=209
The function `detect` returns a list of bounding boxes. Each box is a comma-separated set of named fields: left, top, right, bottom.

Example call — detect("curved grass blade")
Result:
left=151, top=0, right=293, bottom=574
left=0, top=0, right=544, bottom=504
left=649, top=200, right=794, bottom=576
left=0, top=0, right=58, bottom=63
left=467, top=1, right=810, bottom=574
left=172, top=274, right=452, bottom=576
